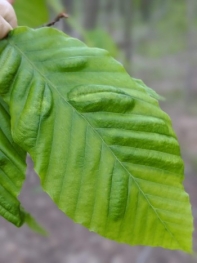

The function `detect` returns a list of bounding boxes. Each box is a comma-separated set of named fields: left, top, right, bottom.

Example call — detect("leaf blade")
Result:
left=0, top=97, right=26, bottom=226
left=0, top=97, right=47, bottom=233
left=0, top=27, right=193, bottom=251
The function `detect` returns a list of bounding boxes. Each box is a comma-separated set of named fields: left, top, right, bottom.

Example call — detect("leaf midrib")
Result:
left=8, top=39, right=181, bottom=247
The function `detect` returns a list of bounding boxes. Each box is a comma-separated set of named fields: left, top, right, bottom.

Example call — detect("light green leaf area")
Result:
left=0, top=97, right=26, bottom=226
left=84, top=29, right=119, bottom=58
left=47, top=0, right=64, bottom=13
left=13, top=0, right=49, bottom=27
left=0, top=27, right=193, bottom=252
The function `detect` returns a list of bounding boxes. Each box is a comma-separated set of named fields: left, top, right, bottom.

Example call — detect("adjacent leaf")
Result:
left=0, top=98, right=47, bottom=233
left=0, top=97, right=26, bottom=226
left=23, top=210, right=48, bottom=236
left=132, top=78, right=165, bottom=101
left=47, top=0, right=64, bottom=13
left=0, top=27, right=193, bottom=252
left=13, top=0, right=49, bottom=27
left=84, top=29, right=119, bottom=57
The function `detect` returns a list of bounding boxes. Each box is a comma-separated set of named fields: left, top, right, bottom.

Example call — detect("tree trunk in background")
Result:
left=140, top=0, right=153, bottom=22
left=63, top=0, right=73, bottom=13
left=152, top=0, right=169, bottom=23
left=83, top=0, right=100, bottom=30
left=119, top=0, right=125, bottom=15
left=186, top=0, right=197, bottom=99
left=105, top=0, right=113, bottom=11
left=62, top=0, right=74, bottom=34
left=105, top=0, right=114, bottom=32
left=123, top=0, right=133, bottom=72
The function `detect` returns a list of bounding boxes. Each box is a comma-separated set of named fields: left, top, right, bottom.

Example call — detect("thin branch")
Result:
left=42, top=12, right=69, bottom=28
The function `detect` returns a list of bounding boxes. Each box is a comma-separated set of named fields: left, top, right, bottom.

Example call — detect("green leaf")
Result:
left=0, top=98, right=47, bottom=233
left=23, top=210, right=48, bottom=236
left=132, top=78, right=165, bottom=101
left=0, top=97, right=26, bottom=226
left=0, top=27, right=193, bottom=252
left=47, top=0, right=64, bottom=13
left=84, top=29, right=119, bottom=58
left=13, top=0, right=49, bottom=27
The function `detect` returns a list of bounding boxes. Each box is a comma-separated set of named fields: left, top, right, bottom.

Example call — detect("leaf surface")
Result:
left=0, top=97, right=26, bottom=226
left=84, top=29, right=119, bottom=57
left=0, top=98, right=47, bottom=233
left=0, top=27, right=193, bottom=251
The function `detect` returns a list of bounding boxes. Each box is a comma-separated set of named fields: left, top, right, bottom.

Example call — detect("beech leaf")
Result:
left=0, top=27, right=193, bottom=252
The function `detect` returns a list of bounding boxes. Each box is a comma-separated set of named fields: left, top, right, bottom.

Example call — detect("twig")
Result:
left=43, top=12, right=69, bottom=27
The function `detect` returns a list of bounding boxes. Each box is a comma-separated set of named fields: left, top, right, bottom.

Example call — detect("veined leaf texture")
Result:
left=0, top=27, right=193, bottom=252
left=0, top=97, right=26, bottom=226
left=0, top=97, right=46, bottom=234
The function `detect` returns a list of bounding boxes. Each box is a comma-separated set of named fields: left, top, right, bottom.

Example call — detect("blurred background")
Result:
left=0, top=0, right=197, bottom=262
